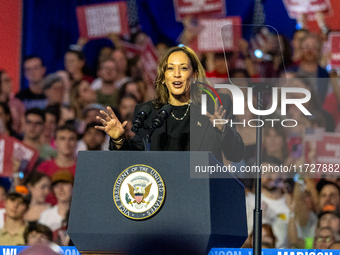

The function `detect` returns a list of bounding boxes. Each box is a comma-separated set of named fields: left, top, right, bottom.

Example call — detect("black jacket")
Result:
left=110, top=94, right=245, bottom=163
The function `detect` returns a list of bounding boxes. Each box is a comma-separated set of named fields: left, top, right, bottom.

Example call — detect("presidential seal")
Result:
left=113, top=164, right=165, bottom=220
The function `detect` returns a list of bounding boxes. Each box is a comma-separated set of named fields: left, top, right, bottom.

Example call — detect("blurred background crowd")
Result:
left=1, top=0, right=340, bottom=251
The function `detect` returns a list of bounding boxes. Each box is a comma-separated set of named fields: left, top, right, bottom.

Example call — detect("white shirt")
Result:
left=246, top=192, right=290, bottom=248
left=38, top=205, right=63, bottom=231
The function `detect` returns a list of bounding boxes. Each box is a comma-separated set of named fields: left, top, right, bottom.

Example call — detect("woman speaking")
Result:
left=96, top=46, right=244, bottom=163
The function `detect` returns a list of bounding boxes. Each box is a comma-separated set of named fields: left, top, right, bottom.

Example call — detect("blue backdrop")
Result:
left=21, top=0, right=297, bottom=89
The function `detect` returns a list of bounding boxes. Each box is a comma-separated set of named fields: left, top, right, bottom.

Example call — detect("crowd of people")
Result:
left=0, top=19, right=340, bottom=251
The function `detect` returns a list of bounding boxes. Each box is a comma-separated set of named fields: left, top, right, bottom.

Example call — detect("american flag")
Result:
left=304, top=127, right=325, bottom=142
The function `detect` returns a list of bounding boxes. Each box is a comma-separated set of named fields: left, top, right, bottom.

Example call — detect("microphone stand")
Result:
left=132, top=127, right=149, bottom=151
left=249, top=81, right=271, bottom=255
left=145, top=127, right=157, bottom=151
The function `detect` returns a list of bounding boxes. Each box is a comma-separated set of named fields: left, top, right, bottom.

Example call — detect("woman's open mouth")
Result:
left=172, top=81, right=183, bottom=88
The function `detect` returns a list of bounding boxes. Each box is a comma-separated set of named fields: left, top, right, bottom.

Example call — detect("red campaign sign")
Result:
left=330, top=32, right=340, bottom=68
left=190, top=16, right=242, bottom=53
left=139, top=38, right=159, bottom=86
left=304, top=133, right=340, bottom=165
left=282, top=0, right=332, bottom=21
left=120, top=41, right=143, bottom=59
left=0, top=135, right=39, bottom=178
left=76, top=2, right=129, bottom=39
left=173, top=0, right=226, bottom=21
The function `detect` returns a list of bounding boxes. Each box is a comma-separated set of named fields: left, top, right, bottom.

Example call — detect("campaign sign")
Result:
left=139, top=37, right=159, bottom=85
left=76, top=2, right=129, bottom=39
left=282, top=0, right=332, bottom=20
left=190, top=16, right=241, bottom=53
left=120, top=41, right=143, bottom=59
left=0, top=135, right=39, bottom=177
left=330, top=32, right=340, bottom=69
left=304, top=132, right=340, bottom=166
left=173, top=0, right=226, bottom=21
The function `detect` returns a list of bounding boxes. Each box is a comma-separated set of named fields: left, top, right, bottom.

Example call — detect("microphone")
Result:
left=152, top=104, right=172, bottom=128
left=132, top=105, right=151, bottom=133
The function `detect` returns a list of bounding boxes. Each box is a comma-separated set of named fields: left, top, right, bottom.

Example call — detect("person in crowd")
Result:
left=118, top=94, right=138, bottom=122
left=41, top=106, right=60, bottom=148
left=18, top=243, right=61, bottom=255
left=96, top=45, right=245, bottom=163
left=16, top=56, right=47, bottom=109
left=23, top=108, right=57, bottom=160
left=69, top=80, right=96, bottom=120
left=38, top=170, right=73, bottom=238
left=24, top=171, right=51, bottom=223
left=317, top=180, right=340, bottom=213
left=262, top=123, right=289, bottom=165
left=291, top=29, right=309, bottom=64
left=55, top=70, right=73, bottom=107
left=288, top=33, right=329, bottom=104
left=0, top=186, right=30, bottom=245
left=111, top=49, right=131, bottom=89
left=246, top=156, right=290, bottom=248
left=318, top=205, right=340, bottom=234
left=136, top=79, right=155, bottom=102
left=0, top=70, right=25, bottom=133
left=290, top=179, right=340, bottom=248
left=313, top=227, right=336, bottom=249
left=0, top=102, right=22, bottom=140
left=76, top=122, right=106, bottom=152
left=37, top=125, right=78, bottom=177
left=119, top=81, right=144, bottom=103
left=245, top=223, right=276, bottom=248
left=24, top=223, right=53, bottom=245
left=64, top=50, right=94, bottom=84
left=82, top=103, right=107, bottom=125
left=95, top=59, right=120, bottom=109
left=205, top=52, right=229, bottom=80
left=42, top=73, right=65, bottom=107
left=288, top=180, right=318, bottom=249
left=287, top=77, right=334, bottom=132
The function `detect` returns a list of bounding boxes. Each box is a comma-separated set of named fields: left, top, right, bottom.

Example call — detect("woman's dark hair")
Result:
left=45, top=104, right=61, bottom=125
left=118, top=93, right=139, bottom=107
left=66, top=50, right=85, bottom=61
left=154, top=46, right=206, bottom=108
left=24, top=171, right=50, bottom=187
left=0, top=102, right=13, bottom=132
left=263, top=121, right=289, bottom=160
left=229, top=68, right=250, bottom=78
left=118, top=81, right=143, bottom=104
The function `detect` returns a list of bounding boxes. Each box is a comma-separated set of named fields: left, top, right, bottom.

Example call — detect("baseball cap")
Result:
left=82, top=103, right=106, bottom=116
left=51, top=170, right=74, bottom=186
left=42, top=73, right=62, bottom=91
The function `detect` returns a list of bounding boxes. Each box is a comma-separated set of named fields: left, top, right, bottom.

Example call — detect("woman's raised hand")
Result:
left=95, top=106, right=127, bottom=140
left=205, top=98, right=227, bottom=132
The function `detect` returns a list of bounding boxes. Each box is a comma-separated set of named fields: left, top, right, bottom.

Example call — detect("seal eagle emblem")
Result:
left=113, top=164, right=165, bottom=220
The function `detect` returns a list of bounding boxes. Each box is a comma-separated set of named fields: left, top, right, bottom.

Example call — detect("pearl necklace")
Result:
left=171, top=101, right=191, bottom=121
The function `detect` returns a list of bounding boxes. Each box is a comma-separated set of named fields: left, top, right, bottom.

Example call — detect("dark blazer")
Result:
left=110, top=94, right=245, bottom=163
